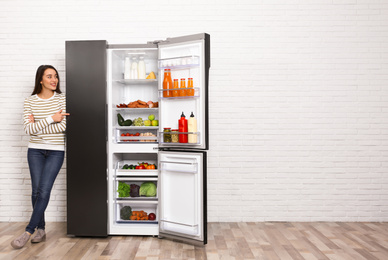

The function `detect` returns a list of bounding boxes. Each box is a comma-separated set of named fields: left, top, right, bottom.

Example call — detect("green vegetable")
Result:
left=117, top=114, right=125, bottom=126
left=123, top=164, right=129, bottom=169
left=120, top=206, right=132, bottom=220
left=117, top=181, right=130, bottom=197
left=139, top=182, right=157, bottom=197
left=122, top=119, right=132, bottom=126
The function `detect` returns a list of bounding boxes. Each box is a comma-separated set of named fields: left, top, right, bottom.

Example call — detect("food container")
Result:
left=163, top=128, right=171, bottom=143
left=171, top=129, right=179, bottom=143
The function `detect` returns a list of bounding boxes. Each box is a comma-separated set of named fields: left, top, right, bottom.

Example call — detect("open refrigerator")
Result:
left=65, top=33, right=210, bottom=245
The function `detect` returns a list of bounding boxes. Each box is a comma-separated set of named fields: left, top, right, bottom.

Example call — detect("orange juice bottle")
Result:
left=163, top=69, right=172, bottom=97
left=187, top=77, right=194, bottom=96
left=172, top=79, right=179, bottom=97
left=179, top=78, right=186, bottom=96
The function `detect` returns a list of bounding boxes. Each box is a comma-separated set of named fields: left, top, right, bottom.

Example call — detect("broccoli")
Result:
left=120, top=206, right=132, bottom=220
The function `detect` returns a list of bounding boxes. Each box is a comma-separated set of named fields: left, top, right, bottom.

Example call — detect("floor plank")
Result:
left=0, top=222, right=387, bottom=260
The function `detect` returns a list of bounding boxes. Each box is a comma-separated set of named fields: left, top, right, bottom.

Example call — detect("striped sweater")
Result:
left=23, top=92, right=67, bottom=151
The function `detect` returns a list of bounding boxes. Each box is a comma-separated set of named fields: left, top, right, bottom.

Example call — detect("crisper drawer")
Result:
left=115, top=177, right=158, bottom=200
left=115, top=127, right=158, bottom=143
left=116, top=201, right=158, bottom=224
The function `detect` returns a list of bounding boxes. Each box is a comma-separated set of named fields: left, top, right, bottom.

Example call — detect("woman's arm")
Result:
left=23, top=99, right=54, bottom=135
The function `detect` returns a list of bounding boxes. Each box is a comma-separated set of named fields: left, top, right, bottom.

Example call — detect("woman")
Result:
left=11, top=65, right=70, bottom=249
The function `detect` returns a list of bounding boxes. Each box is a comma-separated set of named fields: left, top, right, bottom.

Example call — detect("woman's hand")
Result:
left=52, top=109, right=70, bottom=122
left=29, top=114, right=35, bottom=123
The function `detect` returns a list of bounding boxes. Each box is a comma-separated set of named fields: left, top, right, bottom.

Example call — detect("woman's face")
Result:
left=40, top=68, right=58, bottom=92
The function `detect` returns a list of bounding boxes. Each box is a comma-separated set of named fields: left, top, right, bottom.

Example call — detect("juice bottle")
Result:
left=163, top=69, right=172, bottom=97
left=178, top=112, right=188, bottom=143
left=172, top=79, right=179, bottom=97
left=188, top=112, right=197, bottom=143
left=179, top=78, right=186, bottom=96
left=187, top=77, right=194, bottom=96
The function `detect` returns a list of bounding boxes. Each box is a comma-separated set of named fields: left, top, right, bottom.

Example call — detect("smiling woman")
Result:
left=11, top=65, right=70, bottom=250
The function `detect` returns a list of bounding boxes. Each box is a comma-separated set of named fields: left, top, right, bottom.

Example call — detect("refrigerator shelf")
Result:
left=159, top=55, right=199, bottom=69
left=116, top=126, right=159, bottom=130
left=116, top=170, right=158, bottom=176
left=114, top=108, right=159, bottom=112
left=116, top=220, right=158, bottom=224
left=116, top=79, right=158, bottom=85
left=116, top=197, right=158, bottom=201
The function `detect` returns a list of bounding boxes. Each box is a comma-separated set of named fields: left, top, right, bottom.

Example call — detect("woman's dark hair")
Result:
left=31, top=65, right=61, bottom=95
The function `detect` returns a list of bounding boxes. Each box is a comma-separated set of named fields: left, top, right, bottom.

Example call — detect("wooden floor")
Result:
left=0, top=222, right=387, bottom=260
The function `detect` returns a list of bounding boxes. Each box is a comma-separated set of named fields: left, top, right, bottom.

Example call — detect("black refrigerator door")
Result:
left=66, top=40, right=108, bottom=236
left=158, top=150, right=207, bottom=245
left=158, top=33, right=210, bottom=150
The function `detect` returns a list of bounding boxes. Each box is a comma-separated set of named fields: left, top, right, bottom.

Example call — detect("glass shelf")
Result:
left=115, top=79, right=158, bottom=85
left=114, top=107, right=159, bottom=112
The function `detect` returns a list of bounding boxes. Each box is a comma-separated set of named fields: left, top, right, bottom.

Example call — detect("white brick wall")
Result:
left=1, top=0, right=387, bottom=222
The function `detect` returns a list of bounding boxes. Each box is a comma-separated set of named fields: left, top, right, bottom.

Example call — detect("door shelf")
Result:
left=159, top=132, right=200, bottom=145
left=116, top=126, right=159, bottom=130
left=158, top=88, right=199, bottom=99
left=159, top=55, right=199, bottom=69
left=115, top=79, right=158, bottom=85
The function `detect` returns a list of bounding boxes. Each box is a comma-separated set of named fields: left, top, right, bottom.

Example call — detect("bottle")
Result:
left=172, top=79, right=179, bottom=97
left=124, top=57, right=131, bottom=79
left=138, top=56, right=146, bottom=79
left=187, top=77, right=194, bottom=96
left=188, top=112, right=197, bottom=143
left=131, top=57, right=138, bottom=79
left=178, top=112, right=188, bottom=143
left=163, top=69, right=172, bottom=97
left=179, top=78, right=186, bottom=96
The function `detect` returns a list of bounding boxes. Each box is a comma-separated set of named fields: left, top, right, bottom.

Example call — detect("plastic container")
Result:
left=138, top=56, right=146, bottom=79
left=188, top=112, right=197, bottom=143
left=124, top=57, right=131, bottom=79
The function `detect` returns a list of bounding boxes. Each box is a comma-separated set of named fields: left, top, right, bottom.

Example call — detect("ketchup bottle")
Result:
left=178, top=112, right=188, bottom=143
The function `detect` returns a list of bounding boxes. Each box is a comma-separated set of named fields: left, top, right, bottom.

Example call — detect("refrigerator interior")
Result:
left=158, top=41, right=206, bottom=148
left=109, top=47, right=159, bottom=144
left=108, top=152, right=159, bottom=235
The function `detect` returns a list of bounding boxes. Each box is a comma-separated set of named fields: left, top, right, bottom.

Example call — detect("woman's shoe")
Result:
left=11, top=232, right=31, bottom=249
left=31, top=229, right=46, bottom=243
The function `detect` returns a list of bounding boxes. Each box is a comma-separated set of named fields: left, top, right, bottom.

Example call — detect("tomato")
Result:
left=121, top=133, right=125, bottom=136
left=126, top=133, right=130, bottom=136
left=135, top=132, right=140, bottom=136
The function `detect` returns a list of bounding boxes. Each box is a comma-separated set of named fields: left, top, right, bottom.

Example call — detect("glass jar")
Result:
left=171, top=129, right=179, bottom=143
left=163, top=128, right=171, bottom=143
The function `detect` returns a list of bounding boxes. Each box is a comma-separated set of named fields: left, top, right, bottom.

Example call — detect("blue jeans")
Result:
left=26, top=148, right=64, bottom=234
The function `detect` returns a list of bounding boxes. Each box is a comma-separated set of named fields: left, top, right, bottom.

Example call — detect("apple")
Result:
left=148, top=114, right=155, bottom=121
left=151, top=120, right=159, bottom=126
left=148, top=213, right=156, bottom=220
left=144, top=120, right=151, bottom=126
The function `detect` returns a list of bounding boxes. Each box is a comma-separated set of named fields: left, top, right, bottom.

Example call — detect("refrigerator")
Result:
left=65, top=33, right=210, bottom=246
